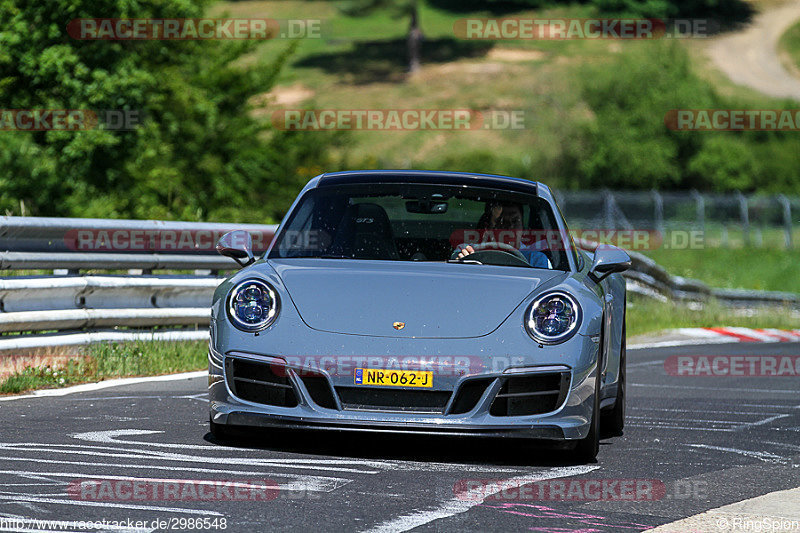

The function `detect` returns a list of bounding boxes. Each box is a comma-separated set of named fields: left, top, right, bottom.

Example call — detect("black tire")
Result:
left=602, top=323, right=626, bottom=437
left=209, top=419, right=234, bottom=442
left=574, top=362, right=601, bottom=463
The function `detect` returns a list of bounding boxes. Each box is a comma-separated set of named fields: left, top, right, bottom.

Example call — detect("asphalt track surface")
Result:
left=1, top=342, right=798, bottom=532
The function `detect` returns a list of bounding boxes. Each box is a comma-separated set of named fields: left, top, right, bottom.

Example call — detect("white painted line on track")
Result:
left=0, top=494, right=222, bottom=516
left=0, top=372, right=206, bottom=402
left=628, top=337, right=739, bottom=350
left=0, top=444, right=381, bottom=475
left=732, top=414, right=791, bottom=431
left=630, top=406, right=789, bottom=416
left=630, top=383, right=800, bottom=394
left=0, top=455, right=353, bottom=491
left=687, top=444, right=790, bottom=464
left=64, top=430, right=524, bottom=473
left=0, top=470, right=338, bottom=494
left=358, top=465, right=600, bottom=533
left=628, top=424, right=735, bottom=432
left=626, top=360, right=662, bottom=368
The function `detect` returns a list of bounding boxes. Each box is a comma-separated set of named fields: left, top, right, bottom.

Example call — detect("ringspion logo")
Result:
left=67, top=18, right=322, bottom=40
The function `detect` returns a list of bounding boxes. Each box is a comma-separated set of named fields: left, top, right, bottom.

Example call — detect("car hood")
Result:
left=268, top=259, right=566, bottom=338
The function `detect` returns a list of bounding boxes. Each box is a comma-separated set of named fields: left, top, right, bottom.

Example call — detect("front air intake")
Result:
left=489, top=372, right=569, bottom=416
left=225, top=357, right=298, bottom=407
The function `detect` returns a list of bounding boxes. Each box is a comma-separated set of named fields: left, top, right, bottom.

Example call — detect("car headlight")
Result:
left=227, top=279, right=280, bottom=332
left=525, top=291, right=581, bottom=344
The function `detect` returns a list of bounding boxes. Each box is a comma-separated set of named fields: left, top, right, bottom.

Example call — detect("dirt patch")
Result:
left=707, top=0, right=800, bottom=100
left=487, top=48, right=546, bottom=62
left=413, top=61, right=510, bottom=83
left=253, top=84, right=315, bottom=107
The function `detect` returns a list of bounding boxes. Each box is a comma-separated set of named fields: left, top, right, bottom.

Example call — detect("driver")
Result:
left=456, top=202, right=551, bottom=268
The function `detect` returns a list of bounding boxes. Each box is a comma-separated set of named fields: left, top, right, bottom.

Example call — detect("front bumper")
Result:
left=208, top=349, right=598, bottom=441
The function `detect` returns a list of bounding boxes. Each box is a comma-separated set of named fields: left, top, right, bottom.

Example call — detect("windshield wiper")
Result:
left=318, top=254, right=354, bottom=259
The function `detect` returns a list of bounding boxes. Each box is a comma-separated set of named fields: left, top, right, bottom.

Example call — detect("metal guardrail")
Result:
left=0, top=275, right=220, bottom=352
left=0, top=216, right=278, bottom=271
left=577, top=239, right=800, bottom=308
left=0, top=216, right=797, bottom=353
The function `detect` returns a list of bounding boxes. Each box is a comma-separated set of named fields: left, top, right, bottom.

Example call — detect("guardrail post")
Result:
left=737, top=192, right=750, bottom=247
left=778, top=195, right=793, bottom=249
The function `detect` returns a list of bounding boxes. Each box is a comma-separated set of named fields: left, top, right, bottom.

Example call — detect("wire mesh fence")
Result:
left=554, top=190, right=798, bottom=249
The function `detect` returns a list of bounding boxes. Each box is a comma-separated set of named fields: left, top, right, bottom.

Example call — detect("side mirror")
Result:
left=588, top=245, right=631, bottom=283
left=216, top=230, right=255, bottom=268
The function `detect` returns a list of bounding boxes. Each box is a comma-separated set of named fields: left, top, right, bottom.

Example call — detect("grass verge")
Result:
left=627, top=295, right=799, bottom=338
left=779, top=19, right=800, bottom=75
left=0, top=340, right=207, bottom=395
left=641, top=246, right=800, bottom=293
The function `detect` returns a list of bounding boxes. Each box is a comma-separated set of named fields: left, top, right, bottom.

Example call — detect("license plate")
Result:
left=354, top=368, right=433, bottom=388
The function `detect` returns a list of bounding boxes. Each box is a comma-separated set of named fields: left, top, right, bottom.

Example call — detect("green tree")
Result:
left=0, top=0, right=337, bottom=222
left=339, top=0, right=422, bottom=73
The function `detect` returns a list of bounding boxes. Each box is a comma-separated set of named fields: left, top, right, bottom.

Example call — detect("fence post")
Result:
left=737, top=192, right=750, bottom=247
left=604, top=190, right=614, bottom=230
left=778, top=195, right=793, bottom=249
left=691, top=190, right=705, bottom=233
left=652, top=189, right=664, bottom=234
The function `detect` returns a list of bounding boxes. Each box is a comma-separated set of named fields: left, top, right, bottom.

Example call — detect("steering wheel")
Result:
left=450, top=242, right=528, bottom=265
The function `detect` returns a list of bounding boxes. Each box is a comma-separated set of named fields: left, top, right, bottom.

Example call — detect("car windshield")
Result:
left=268, top=183, right=570, bottom=270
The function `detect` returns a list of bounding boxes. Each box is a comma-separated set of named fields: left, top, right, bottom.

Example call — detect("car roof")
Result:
left=315, top=170, right=539, bottom=195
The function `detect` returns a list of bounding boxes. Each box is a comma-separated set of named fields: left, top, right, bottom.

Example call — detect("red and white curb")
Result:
left=629, top=328, right=800, bottom=350
left=697, top=327, right=800, bottom=343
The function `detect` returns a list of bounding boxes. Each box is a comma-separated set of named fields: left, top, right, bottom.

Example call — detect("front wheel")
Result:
left=602, top=323, right=626, bottom=436
left=574, top=368, right=600, bottom=462
left=209, top=419, right=234, bottom=442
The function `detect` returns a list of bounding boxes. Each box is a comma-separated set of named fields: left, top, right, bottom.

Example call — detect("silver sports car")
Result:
left=208, top=170, right=630, bottom=461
